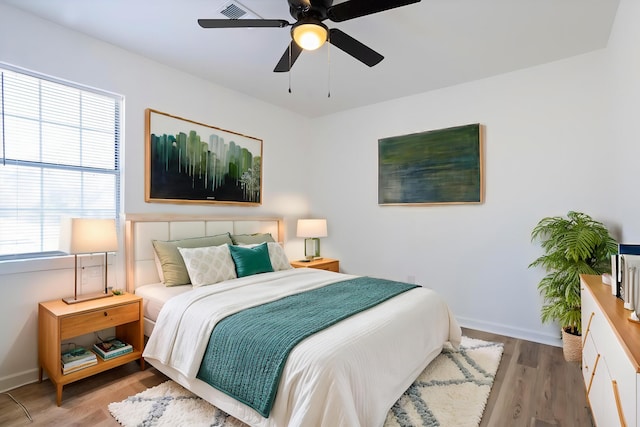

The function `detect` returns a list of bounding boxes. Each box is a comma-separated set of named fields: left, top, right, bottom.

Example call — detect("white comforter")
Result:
left=143, top=268, right=461, bottom=427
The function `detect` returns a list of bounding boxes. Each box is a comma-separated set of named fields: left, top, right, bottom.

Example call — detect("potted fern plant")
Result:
left=529, top=211, right=617, bottom=361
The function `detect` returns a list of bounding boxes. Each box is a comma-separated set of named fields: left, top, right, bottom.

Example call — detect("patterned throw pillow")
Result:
left=152, top=233, right=233, bottom=286
left=177, top=244, right=237, bottom=287
left=266, top=242, right=292, bottom=271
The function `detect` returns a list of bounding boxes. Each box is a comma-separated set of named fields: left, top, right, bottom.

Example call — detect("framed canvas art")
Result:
left=378, top=123, right=483, bottom=205
left=145, top=109, right=262, bottom=206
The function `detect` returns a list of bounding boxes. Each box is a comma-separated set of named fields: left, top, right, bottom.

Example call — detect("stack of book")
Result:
left=61, top=347, right=97, bottom=375
left=93, top=338, right=133, bottom=361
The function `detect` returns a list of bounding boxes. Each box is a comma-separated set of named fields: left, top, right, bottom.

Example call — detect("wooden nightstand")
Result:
left=291, top=258, right=339, bottom=272
left=38, top=293, right=144, bottom=406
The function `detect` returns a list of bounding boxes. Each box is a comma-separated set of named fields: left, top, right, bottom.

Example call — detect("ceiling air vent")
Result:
left=218, top=1, right=261, bottom=20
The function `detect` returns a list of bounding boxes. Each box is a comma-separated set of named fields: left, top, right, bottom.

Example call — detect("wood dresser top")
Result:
left=581, top=274, right=640, bottom=372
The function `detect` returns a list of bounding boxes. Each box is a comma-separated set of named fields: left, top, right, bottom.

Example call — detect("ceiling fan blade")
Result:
left=328, top=28, right=383, bottom=67
left=198, top=19, right=290, bottom=28
left=274, top=42, right=304, bottom=72
left=327, top=0, right=421, bottom=23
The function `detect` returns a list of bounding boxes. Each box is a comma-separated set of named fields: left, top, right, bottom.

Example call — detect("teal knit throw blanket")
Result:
left=196, top=276, right=417, bottom=417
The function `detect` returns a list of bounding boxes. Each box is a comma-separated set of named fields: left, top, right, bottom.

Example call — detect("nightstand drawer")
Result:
left=60, top=302, right=139, bottom=339
left=312, top=260, right=339, bottom=272
left=290, top=258, right=339, bottom=272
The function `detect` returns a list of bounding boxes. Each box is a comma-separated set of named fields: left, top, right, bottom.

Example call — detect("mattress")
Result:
left=134, top=282, right=192, bottom=335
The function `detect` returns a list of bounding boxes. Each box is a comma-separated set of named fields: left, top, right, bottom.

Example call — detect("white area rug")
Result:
left=109, top=336, right=503, bottom=427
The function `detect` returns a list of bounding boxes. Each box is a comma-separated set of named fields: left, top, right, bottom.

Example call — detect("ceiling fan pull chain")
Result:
left=288, top=44, right=292, bottom=94
left=327, top=33, right=331, bottom=98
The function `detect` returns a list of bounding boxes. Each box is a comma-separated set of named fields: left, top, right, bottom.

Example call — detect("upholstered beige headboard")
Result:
left=124, top=214, right=284, bottom=292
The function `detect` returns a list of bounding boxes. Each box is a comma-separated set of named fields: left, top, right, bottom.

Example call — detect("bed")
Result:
left=125, top=214, right=461, bottom=427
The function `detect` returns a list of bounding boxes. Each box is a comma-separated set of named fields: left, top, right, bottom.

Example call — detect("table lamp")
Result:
left=296, top=219, right=327, bottom=261
left=59, top=218, right=118, bottom=304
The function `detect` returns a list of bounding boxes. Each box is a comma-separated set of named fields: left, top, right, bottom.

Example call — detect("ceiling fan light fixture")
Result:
left=292, top=21, right=328, bottom=51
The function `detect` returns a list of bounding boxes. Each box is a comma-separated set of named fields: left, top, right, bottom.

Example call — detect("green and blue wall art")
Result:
left=378, top=123, right=484, bottom=205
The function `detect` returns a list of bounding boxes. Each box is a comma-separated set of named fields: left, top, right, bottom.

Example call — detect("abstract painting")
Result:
left=378, top=124, right=483, bottom=205
left=145, top=109, right=262, bottom=205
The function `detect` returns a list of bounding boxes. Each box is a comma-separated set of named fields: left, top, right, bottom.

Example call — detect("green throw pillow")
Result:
left=152, top=233, right=233, bottom=286
left=229, top=242, right=274, bottom=278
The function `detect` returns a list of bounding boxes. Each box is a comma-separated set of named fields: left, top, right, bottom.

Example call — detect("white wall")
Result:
left=1, top=0, right=638, bottom=393
left=308, top=50, right=615, bottom=345
left=0, top=4, right=312, bottom=392
left=607, top=0, right=640, bottom=240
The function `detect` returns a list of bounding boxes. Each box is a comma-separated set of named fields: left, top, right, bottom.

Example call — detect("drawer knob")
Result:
left=104, top=311, right=108, bottom=317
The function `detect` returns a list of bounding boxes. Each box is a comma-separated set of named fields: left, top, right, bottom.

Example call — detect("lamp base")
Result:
left=304, top=238, right=321, bottom=259
left=298, top=256, right=324, bottom=262
left=63, top=292, right=113, bottom=305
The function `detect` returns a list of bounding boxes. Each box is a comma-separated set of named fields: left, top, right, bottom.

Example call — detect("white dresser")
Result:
left=581, top=274, right=640, bottom=427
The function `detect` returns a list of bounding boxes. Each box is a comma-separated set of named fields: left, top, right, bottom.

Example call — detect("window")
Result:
left=0, top=64, right=121, bottom=260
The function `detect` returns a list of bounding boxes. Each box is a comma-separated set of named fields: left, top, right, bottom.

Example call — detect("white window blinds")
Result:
left=0, top=64, right=121, bottom=260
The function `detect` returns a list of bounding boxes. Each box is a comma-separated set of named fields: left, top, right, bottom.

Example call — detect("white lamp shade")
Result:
left=297, top=219, right=328, bottom=238
left=59, top=218, right=118, bottom=254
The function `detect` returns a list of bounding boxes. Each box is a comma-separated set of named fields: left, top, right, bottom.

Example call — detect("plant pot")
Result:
left=561, top=328, right=582, bottom=362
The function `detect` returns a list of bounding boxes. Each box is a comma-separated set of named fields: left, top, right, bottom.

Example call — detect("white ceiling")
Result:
left=1, top=0, right=620, bottom=117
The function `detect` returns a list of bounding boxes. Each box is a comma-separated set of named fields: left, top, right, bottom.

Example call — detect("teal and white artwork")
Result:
left=146, top=109, right=262, bottom=205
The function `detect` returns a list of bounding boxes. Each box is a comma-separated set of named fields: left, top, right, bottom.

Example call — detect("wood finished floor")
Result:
left=0, top=328, right=593, bottom=427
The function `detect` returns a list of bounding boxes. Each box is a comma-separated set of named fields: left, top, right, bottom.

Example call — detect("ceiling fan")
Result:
left=198, top=0, right=422, bottom=72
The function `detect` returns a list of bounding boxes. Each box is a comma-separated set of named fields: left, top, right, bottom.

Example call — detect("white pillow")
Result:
left=239, top=242, right=292, bottom=271
left=177, top=244, right=237, bottom=287
left=266, top=242, right=293, bottom=271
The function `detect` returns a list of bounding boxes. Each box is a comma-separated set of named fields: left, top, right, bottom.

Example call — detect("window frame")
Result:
left=0, top=63, right=122, bottom=262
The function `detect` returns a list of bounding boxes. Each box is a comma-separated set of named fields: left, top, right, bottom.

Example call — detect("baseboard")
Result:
left=0, top=368, right=41, bottom=393
left=457, top=316, right=563, bottom=348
